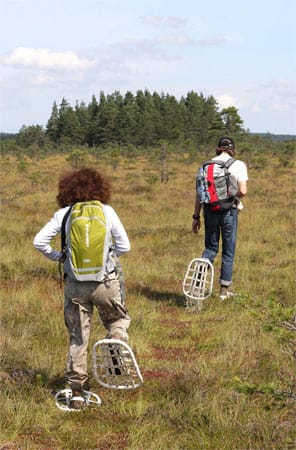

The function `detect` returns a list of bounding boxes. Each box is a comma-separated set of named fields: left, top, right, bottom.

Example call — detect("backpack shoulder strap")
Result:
left=202, top=159, right=214, bottom=167
left=203, top=158, right=236, bottom=170
left=61, top=206, right=72, bottom=252
left=224, top=157, right=236, bottom=169
left=203, top=159, right=225, bottom=169
left=202, top=160, right=213, bottom=170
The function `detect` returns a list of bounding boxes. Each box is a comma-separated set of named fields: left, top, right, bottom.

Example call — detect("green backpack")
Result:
left=61, top=201, right=112, bottom=281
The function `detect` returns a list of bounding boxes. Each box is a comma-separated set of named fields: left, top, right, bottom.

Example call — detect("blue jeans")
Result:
left=202, top=208, right=238, bottom=286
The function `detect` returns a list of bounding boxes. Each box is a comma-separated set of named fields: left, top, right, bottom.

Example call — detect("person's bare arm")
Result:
left=192, top=195, right=201, bottom=233
left=238, top=180, right=247, bottom=197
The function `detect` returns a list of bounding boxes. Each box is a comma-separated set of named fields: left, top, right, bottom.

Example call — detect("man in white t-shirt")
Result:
left=192, top=137, right=248, bottom=299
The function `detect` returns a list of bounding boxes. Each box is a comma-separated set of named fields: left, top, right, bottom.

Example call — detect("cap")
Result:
left=218, top=137, right=234, bottom=148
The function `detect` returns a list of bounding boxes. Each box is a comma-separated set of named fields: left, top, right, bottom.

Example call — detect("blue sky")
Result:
left=0, top=0, right=295, bottom=134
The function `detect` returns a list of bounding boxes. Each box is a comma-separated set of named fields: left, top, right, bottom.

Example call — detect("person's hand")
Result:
left=192, top=218, right=201, bottom=233
left=59, top=252, right=66, bottom=263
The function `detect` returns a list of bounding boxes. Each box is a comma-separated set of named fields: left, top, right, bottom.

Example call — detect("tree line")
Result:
left=16, top=90, right=244, bottom=149
left=2, top=89, right=294, bottom=161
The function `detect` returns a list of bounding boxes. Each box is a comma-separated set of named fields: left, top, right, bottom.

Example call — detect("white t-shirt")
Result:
left=33, top=204, right=131, bottom=272
left=212, top=152, right=248, bottom=182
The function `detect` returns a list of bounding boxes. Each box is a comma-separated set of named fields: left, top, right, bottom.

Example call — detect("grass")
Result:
left=0, top=151, right=295, bottom=449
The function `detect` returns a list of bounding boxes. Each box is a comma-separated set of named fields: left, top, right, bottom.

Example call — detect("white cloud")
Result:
left=108, top=38, right=172, bottom=62
left=1, top=47, right=95, bottom=71
left=33, top=73, right=55, bottom=85
left=217, top=94, right=238, bottom=109
left=250, top=104, right=262, bottom=113
left=156, top=34, right=195, bottom=46
left=197, top=35, right=228, bottom=46
left=213, top=79, right=296, bottom=133
left=154, top=33, right=228, bottom=47
left=245, top=80, right=296, bottom=112
left=141, top=15, right=187, bottom=28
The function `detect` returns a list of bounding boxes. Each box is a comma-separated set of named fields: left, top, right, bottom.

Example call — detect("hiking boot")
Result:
left=108, top=330, right=129, bottom=342
left=69, top=390, right=86, bottom=410
left=219, top=285, right=234, bottom=300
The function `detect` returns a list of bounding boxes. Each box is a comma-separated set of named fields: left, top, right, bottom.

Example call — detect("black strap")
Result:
left=203, top=158, right=236, bottom=170
left=224, top=157, right=236, bottom=169
left=61, top=206, right=72, bottom=252
left=114, top=255, right=126, bottom=305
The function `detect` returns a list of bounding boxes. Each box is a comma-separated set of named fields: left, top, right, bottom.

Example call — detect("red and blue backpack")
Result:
left=196, top=158, right=239, bottom=211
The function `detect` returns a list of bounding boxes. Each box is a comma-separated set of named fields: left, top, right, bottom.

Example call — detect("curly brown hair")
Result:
left=56, top=167, right=111, bottom=207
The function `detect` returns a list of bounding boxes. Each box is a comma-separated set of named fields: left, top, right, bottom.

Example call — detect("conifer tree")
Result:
left=46, top=101, right=59, bottom=143
left=221, top=106, right=244, bottom=137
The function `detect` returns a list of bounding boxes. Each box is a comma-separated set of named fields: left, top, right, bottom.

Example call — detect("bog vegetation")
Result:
left=0, top=139, right=295, bottom=449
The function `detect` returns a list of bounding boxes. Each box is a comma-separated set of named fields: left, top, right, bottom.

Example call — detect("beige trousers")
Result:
left=64, top=274, right=131, bottom=390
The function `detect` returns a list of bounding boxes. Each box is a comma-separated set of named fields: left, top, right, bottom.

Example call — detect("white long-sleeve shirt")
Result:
left=33, top=204, right=130, bottom=273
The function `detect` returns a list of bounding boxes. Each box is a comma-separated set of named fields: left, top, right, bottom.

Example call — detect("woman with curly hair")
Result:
left=33, top=167, right=131, bottom=408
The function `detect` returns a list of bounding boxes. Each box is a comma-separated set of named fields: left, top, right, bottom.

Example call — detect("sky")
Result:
left=0, top=0, right=295, bottom=135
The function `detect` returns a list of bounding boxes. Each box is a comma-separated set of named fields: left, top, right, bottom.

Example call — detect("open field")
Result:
left=0, top=150, right=295, bottom=449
